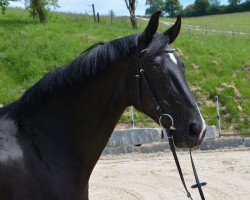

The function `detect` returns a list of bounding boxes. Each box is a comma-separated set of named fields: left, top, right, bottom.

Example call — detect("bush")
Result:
left=207, top=5, right=222, bottom=15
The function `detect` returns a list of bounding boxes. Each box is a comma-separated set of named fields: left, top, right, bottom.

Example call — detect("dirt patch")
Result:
left=90, top=148, right=250, bottom=200
left=217, top=83, right=242, bottom=97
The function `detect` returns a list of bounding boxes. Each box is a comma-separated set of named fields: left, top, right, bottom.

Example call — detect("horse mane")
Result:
left=0, top=34, right=138, bottom=118
left=0, top=32, right=169, bottom=119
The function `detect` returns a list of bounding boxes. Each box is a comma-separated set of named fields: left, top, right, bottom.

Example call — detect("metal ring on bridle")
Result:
left=159, top=114, right=176, bottom=131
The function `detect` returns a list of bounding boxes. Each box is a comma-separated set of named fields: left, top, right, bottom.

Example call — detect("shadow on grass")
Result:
left=0, top=19, right=39, bottom=28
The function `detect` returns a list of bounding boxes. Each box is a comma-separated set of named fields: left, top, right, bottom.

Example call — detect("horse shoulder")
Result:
left=0, top=119, right=24, bottom=164
left=0, top=118, right=28, bottom=199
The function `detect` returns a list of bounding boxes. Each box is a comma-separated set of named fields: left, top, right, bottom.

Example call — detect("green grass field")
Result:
left=161, top=12, right=250, bottom=33
left=0, top=9, right=249, bottom=133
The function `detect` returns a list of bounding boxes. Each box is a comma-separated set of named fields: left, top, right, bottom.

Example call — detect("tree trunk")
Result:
left=125, top=0, right=138, bottom=29
left=35, top=0, right=46, bottom=23
left=129, top=11, right=137, bottom=29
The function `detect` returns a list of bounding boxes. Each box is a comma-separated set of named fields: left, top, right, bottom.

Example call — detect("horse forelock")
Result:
left=143, top=33, right=169, bottom=58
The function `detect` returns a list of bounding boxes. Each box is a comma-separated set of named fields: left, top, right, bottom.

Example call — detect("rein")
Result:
left=135, top=47, right=207, bottom=200
left=160, top=116, right=207, bottom=200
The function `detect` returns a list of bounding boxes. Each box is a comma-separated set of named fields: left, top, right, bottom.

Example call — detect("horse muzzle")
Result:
left=171, top=121, right=206, bottom=148
left=187, top=121, right=206, bottom=145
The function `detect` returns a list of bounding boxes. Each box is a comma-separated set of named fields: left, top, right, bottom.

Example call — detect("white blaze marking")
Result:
left=169, top=53, right=177, bottom=64
left=195, top=103, right=206, bottom=140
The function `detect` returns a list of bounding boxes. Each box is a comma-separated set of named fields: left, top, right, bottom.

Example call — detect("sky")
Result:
left=9, top=0, right=229, bottom=16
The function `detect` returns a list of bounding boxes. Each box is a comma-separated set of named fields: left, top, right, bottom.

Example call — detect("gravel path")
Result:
left=90, top=148, right=250, bottom=200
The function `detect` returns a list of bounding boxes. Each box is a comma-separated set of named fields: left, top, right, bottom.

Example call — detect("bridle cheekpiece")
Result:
left=135, top=46, right=206, bottom=200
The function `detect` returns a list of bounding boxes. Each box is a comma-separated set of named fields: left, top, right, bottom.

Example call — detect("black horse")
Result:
left=0, top=12, right=206, bottom=199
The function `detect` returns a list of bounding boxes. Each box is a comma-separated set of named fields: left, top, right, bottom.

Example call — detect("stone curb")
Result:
left=107, top=126, right=217, bottom=147
left=102, top=126, right=249, bottom=155
left=103, top=142, right=169, bottom=155
left=103, top=126, right=218, bottom=155
left=244, top=138, right=250, bottom=147
left=200, top=138, right=244, bottom=150
left=102, top=138, right=248, bottom=155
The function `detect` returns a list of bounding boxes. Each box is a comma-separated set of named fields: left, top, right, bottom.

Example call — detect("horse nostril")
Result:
left=188, top=122, right=200, bottom=138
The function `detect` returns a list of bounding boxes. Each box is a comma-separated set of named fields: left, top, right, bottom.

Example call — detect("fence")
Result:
left=87, top=4, right=116, bottom=24
left=183, top=25, right=248, bottom=37
left=140, top=18, right=250, bottom=37
left=83, top=13, right=249, bottom=38
left=206, top=96, right=250, bottom=136
left=126, top=96, right=250, bottom=136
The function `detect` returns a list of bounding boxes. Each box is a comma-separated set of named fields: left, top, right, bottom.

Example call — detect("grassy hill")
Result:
left=0, top=9, right=249, bottom=134
left=161, top=12, right=250, bottom=33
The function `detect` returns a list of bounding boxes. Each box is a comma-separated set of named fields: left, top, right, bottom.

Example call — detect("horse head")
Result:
left=132, top=11, right=206, bottom=148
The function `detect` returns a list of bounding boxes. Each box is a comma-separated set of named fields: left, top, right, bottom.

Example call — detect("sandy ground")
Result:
left=89, top=148, right=250, bottom=200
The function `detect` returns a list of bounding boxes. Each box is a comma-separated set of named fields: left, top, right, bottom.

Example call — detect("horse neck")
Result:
left=20, top=57, right=134, bottom=164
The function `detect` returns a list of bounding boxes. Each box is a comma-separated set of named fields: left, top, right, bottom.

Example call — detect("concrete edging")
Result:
left=102, top=126, right=248, bottom=155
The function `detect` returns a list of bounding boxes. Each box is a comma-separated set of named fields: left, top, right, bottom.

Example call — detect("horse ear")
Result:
left=163, top=15, right=181, bottom=44
left=138, top=11, right=161, bottom=50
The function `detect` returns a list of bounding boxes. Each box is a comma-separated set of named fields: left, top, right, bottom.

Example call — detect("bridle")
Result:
left=134, top=46, right=207, bottom=200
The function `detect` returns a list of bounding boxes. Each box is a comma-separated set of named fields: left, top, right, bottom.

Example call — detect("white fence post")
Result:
left=215, top=96, right=221, bottom=137
left=130, top=106, right=135, bottom=128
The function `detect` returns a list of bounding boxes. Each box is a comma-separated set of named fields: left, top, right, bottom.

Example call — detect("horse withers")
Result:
left=0, top=11, right=206, bottom=199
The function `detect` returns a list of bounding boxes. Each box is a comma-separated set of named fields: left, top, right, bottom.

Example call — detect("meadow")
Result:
left=0, top=9, right=249, bottom=133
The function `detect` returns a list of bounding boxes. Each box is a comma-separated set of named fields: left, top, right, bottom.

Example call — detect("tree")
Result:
left=145, top=0, right=164, bottom=16
left=241, top=0, right=250, bottom=11
left=124, top=0, right=138, bottom=29
left=0, top=0, right=9, bottom=14
left=25, top=0, right=59, bottom=23
left=28, top=0, right=46, bottom=23
left=0, top=0, right=58, bottom=23
left=164, top=0, right=182, bottom=17
left=209, top=0, right=220, bottom=5
left=194, top=0, right=210, bottom=15
left=228, top=0, right=241, bottom=6
left=207, top=0, right=221, bottom=14
left=181, top=4, right=196, bottom=17
left=207, top=4, right=222, bottom=14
